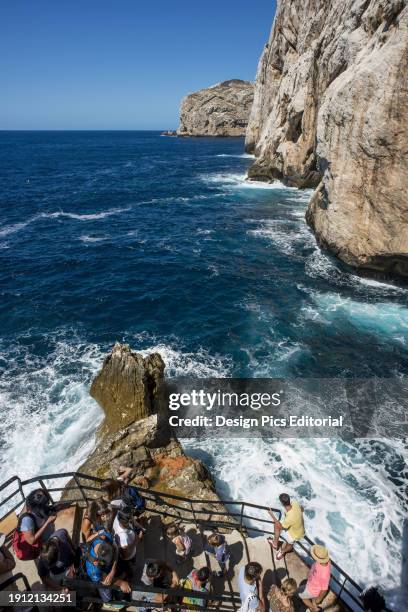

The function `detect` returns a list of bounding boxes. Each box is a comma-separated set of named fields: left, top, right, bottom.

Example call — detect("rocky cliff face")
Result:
left=246, top=0, right=408, bottom=276
left=177, top=79, right=254, bottom=136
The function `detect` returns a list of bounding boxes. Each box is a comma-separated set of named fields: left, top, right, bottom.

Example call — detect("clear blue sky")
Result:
left=0, top=1, right=276, bottom=130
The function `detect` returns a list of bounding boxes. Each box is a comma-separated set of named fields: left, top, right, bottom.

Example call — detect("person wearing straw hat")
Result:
left=298, top=544, right=331, bottom=612
left=0, top=532, right=16, bottom=586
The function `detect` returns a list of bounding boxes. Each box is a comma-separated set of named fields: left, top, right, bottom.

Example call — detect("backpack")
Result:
left=83, top=531, right=114, bottom=582
left=12, top=513, right=41, bottom=561
left=121, top=486, right=146, bottom=516
left=179, top=573, right=208, bottom=608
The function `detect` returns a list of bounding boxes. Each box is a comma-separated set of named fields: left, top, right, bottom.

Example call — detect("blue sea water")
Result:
left=0, top=131, right=407, bottom=605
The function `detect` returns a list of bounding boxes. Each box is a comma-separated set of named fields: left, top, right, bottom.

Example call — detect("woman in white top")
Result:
left=113, top=509, right=140, bottom=562
left=238, top=562, right=265, bottom=611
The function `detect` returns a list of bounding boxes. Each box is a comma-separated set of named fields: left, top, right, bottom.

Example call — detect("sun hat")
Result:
left=0, top=532, right=6, bottom=547
left=311, top=544, right=330, bottom=564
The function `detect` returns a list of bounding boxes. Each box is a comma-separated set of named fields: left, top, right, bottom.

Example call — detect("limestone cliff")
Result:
left=246, top=0, right=408, bottom=276
left=177, top=79, right=254, bottom=136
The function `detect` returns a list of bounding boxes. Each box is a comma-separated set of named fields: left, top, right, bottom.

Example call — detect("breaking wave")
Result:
left=200, top=172, right=298, bottom=190
left=0, top=207, right=130, bottom=238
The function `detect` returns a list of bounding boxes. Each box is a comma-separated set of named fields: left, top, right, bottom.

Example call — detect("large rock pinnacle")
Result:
left=90, top=342, right=165, bottom=436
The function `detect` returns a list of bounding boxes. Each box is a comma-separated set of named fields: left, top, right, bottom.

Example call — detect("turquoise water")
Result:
left=0, top=131, right=407, bottom=606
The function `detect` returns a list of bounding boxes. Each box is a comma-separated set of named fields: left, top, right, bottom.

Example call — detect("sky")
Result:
left=0, top=1, right=276, bottom=130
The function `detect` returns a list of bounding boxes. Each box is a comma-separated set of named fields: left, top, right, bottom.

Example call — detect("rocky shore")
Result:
left=246, top=0, right=408, bottom=277
left=71, top=343, right=226, bottom=514
left=177, top=79, right=254, bottom=137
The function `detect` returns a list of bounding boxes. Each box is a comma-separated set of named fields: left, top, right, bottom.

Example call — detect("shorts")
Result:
left=298, top=587, right=315, bottom=600
left=283, top=531, right=307, bottom=553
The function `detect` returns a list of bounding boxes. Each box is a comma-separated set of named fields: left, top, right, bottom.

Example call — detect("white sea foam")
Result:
left=196, top=229, right=214, bottom=235
left=247, top=218, right=316, bottom=256
left=207, top=264, right=219, bottom=277
left=0, top=332, right=232, bottom=503
left=0, top=207, right=130, bottom=238
left=45, top=207, right=130, bottom=221
left=79, top=235, right=107, bottom=243
left=137, top=340, right=231, bottom=378
left=215, top=153, right=255, bottom=159
left=182, top=436, right=408, bottom=603
left=304, top=292, right=408, bottom=343
left=0, top=219, right=36, bottom=238
left=0, top=336, right=104, bottom=488
left=356, top=276, right=407, bottom=292
left=201, top=172, right=297, bottom=191
left=305, top=248, right=408, bottom=295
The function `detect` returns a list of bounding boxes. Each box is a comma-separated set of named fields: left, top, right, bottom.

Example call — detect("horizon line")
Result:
left=0, top=128, right=173, bottom=132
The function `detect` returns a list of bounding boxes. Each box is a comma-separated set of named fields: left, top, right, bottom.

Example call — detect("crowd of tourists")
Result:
left=0, top=470, right=389, bottom=612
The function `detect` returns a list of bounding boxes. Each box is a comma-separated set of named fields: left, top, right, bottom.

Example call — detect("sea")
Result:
left=0, top=131, right=407, bottom=608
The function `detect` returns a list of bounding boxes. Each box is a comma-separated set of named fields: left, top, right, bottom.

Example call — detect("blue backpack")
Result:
left=121, top=486, right=146, bottom=516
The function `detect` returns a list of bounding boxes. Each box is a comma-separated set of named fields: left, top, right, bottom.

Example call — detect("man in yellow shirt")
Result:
left=267, top=493, right=305, bottom=560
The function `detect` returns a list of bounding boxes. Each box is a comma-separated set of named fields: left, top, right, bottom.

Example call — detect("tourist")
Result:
left=137, top=559, right=178, bottom=610
left=267, top=493, right=305, bottom=560
left=101, top=473, right=146, bottom=519
left=37, top=528, right=77, bottom=589
left=361, top=586, right=390, bottom=611
left=204, top=532, right=230, bottom=577
left=113, top=507, right=142, bottom=582
left=0, top=532, right=16, bottom=586
left=268, top=578, right=297, bottom=612
left=85, top=532, right=130, bottom=605
left=238, top=561, right=264, bottom=611
left=180, top=566, right=212, bottom=610
left=13, top=489, right=57, bottom=560
left=165, top=524, right=192, bottom=564
left=81, top=498, right=113, bottom=542
left=298, top=544, right=331, bottom=611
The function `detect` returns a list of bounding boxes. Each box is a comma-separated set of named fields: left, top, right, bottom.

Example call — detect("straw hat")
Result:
left=311, top=544, right=330, bottom=564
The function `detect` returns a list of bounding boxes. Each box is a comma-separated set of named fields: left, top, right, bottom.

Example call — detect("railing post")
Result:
left=38, top=479, right=54, bottom=503
left=239, top=502, right=244, bottom=531
left=1, top=473, right=364, bottom=610
left=73, top=474, right=88, bottom=504
left=17, top=477, right=25, bottom=504
left=338, top=575, right=347, bottom=599
left=190, top=501, right=198, bottom=529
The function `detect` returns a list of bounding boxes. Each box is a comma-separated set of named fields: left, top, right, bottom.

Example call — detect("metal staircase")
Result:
left=0, top=472, right=365, bottom=611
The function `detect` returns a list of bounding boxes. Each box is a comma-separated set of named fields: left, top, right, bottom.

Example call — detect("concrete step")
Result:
left=54, top=504, right=77, bottom=537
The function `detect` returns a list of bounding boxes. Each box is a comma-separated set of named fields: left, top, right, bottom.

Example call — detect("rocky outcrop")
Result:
left=246, top=0, right=408, bottom=276
left=90, top=343, right=165, bottom=437
left=177, top=79, right=254, bottom=136
left=77, top=412, right=220, bottom=503
left=67, top=343, right=231, bottom=520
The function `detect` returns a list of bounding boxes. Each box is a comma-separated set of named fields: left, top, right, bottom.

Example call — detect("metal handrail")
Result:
left=0, top=572, right=31, bottom=592
left=63, top=577, right=239, bottom=611
left=0, top=471, right=364, bottom=610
